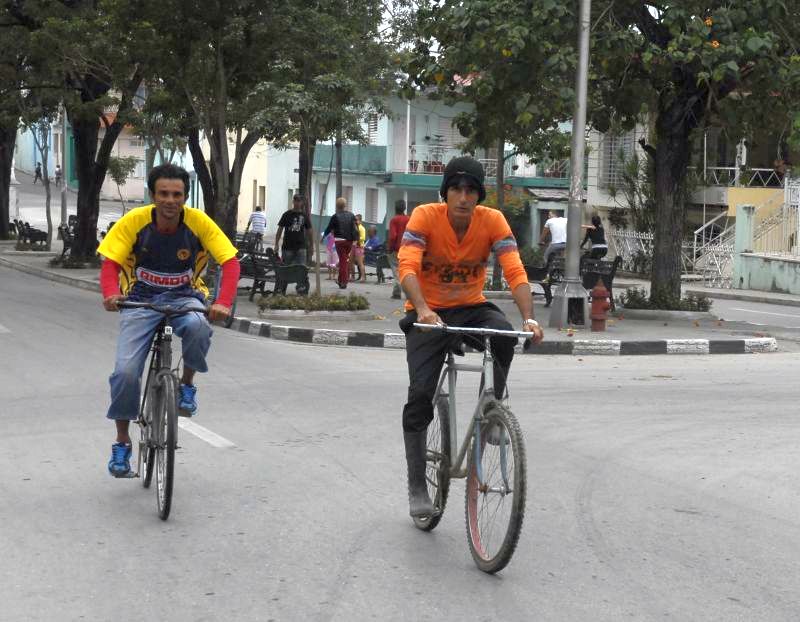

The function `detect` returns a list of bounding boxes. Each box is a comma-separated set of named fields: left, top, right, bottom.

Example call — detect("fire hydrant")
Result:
left=590, top=279, right=611, bottom=332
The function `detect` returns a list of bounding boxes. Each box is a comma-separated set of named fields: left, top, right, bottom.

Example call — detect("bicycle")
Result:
left=412, top=323, right=531, bottom=574
left=118, top=300, right=207, bottom=520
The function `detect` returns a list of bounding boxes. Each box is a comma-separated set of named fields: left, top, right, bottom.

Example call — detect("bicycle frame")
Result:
left=433, top=335, right=498, bottom=480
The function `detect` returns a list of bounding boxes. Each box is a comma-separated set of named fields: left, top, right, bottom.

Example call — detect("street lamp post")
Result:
left=549, top=0, right=592, bottom=329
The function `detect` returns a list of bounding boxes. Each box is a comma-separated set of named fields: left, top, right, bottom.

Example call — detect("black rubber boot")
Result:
left=404, top=430, right=434, bottom=517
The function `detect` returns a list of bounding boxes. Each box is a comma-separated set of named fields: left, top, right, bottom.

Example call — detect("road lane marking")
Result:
left=730, top=308, right=800, bottom=319
left=178, top=419, right=236, bottom=448
left=0, top=323, right=10, bottom=334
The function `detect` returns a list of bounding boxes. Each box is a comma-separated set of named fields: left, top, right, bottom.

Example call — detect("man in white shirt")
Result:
left=246, top=206, right=267, bottom=244
left=540, top=210, right=568, bottom=265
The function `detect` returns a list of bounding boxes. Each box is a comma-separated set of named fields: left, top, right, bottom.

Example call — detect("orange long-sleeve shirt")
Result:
left=398, top=202, right=528, bottom=310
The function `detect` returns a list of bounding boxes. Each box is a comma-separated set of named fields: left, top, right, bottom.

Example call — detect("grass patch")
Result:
left=618, top=287, right=712, bottom=312
left=258, top=293, right=370, bottom=312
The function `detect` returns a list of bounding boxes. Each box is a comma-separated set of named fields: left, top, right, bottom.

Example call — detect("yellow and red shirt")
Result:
left=398, top=202, right=527, bottom=310
left=97, top=205, right=237, bottom=301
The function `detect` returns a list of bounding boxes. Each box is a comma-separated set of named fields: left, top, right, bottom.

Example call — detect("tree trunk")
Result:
left=187, top=128, right=214, bottom=212
left=492, top=134, right=505, bottom=289
left=34, top=123, right=53, bottom=250
left=649, top=99, right=693, bottom=306
left=335, top=128, right=343, bottom=198
left=298, top=129, right=316, bottom=214
left=0, top=124, right=15, bottom=239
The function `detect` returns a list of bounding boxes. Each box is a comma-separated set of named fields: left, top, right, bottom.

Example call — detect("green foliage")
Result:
left=518, top=245, right=544, bottom=267
left=618, top=287, right=712, bottom=312
left=257, top=293, right=370, bottom=312
left=404, top=0, right=577, bottom=161
left=106, top=156, right=139, bottom=187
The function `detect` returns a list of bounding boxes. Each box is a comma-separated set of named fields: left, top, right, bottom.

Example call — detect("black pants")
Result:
left=399, top=302, right=515, bottom=433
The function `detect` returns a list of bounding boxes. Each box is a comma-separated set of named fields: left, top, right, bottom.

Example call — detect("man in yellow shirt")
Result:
left=397, top=156, right=544, bottom=517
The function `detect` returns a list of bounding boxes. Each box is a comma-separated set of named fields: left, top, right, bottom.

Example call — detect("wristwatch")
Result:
left=524, top=319, right=540, bottom=329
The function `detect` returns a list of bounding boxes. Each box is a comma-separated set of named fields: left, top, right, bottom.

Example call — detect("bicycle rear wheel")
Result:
left=139, top=377, right=157, bottom=488
left=154, top=374, right=178, bottom=520
left=465, top=404, right=527, bottom=573
left=413, top=397, right=451, bottom=531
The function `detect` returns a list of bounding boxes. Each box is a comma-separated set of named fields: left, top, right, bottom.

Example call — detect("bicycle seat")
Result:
left=446, top=338, right=466, bottom=357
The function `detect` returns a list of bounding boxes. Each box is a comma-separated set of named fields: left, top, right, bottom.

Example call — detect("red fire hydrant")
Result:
left=590, top=279, right=611, bottom=332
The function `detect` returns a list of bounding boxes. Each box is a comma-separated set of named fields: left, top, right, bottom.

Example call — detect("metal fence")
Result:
left=607, top=229, right=694, bottom=275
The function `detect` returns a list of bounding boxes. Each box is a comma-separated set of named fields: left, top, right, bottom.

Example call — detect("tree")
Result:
left=6, top=0, right=157, bottom=258
left=403, top=0, right=577, bottom=286
left=106, top=155, right=139, bottom=215
left=590, top=2, right=800, bottom=305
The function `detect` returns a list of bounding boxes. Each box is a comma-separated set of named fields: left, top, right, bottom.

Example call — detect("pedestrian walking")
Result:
left=322, top=197, right=359, bottom=289
left=33, top=163, right=42, bottom=184
left=387, top=200, right=410, bottom=299
left=580, top=214, right=608, bottom=259
left=54, top=164, right=63, bottom=187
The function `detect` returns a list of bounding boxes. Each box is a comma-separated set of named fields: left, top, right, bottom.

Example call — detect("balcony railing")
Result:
left=702, top=166, right=785, bottom=188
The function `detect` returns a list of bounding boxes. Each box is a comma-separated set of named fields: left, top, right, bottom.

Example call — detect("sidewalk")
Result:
left=1, top=242, right=789, bottom=355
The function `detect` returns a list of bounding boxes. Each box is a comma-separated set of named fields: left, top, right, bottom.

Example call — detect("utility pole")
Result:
left=549, top=0, right=591, bottom=329
left=60, top=105, right=68, bottom=226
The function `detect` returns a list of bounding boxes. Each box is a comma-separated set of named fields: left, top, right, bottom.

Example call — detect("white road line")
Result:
left=730, top=307, right=800, bottom=319
left=178, top=419, right=236, bottom=448
left=0, top=323, right=10, bottom=334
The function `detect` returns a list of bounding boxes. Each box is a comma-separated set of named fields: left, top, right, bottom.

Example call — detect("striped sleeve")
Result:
left=491, top=212, right=528, bottom=290
left=397, top=209, right=430, bottom=283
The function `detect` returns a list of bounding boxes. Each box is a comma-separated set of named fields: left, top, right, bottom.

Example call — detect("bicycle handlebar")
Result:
left=412, top=323, right=533, bottom=340
left=117, top=300, right=210, bottom=316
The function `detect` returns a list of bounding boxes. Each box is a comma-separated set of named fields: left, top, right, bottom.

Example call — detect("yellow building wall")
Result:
left=727, top=188, right=784, bottom=223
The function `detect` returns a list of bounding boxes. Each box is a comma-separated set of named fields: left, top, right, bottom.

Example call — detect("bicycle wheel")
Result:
left=465, top=404, right=527, bottom=573
left=154, top=373, right=178, bottom=520
left=413, top=396, right=451, bottom=531
left=139, top=376, right=157, bottom=489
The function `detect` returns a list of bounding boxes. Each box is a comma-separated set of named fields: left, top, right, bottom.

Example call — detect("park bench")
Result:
left=18, top=221, right=48, bottom=248
left=235, top=231, right=263, bottom=254
left=238, top=248, right=279, bottom=301
left=273, top=263, right=310, bottom=296
left=58, top=224, right=74, bottom=259
left=364, top=246, right=392, bottom=283
left=527, top=255, right=622, bottom=311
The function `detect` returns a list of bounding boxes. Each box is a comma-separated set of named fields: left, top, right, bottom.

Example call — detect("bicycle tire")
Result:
left=413, top=396, right=451, bottom=531
left=140, top=377, right=157, bottom=489
left=155, top=373, right=178, bottom=520
left=465, top=404, right=527, bottom=573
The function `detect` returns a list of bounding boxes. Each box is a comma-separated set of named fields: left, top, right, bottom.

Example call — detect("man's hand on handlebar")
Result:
left=103, top=294, right=125, bottom=312
left=416, top=306, right=442, bottom=326
left=208, top=303, right=232, bottom=322
left=522, top=321, right=544, bottom=344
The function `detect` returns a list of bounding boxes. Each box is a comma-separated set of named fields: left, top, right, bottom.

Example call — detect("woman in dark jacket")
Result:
left=580, top=214, right=608, bottom=259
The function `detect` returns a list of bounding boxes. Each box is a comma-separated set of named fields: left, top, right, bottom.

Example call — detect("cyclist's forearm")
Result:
left=401, top=274, right=431, bottom=314
left=100, top=259, right=122, bottom=299
left=511, top=283, right=534, bottom=322
left=215, top=258, right=241, bottom=307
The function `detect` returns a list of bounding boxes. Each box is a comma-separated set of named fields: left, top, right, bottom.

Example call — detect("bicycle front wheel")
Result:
left=154, top=374, right=178, bottom=520
left=413, top=396, right=451, bottom=531
left=139, top=377, right=157, bottom=489
left=465, top=404, right=527, bottom=573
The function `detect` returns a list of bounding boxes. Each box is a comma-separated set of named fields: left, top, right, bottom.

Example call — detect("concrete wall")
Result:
left=736, top=253, right=800, bottom=294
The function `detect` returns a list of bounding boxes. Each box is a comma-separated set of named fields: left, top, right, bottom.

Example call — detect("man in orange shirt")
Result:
left=397, top=156, right=544, bottom=517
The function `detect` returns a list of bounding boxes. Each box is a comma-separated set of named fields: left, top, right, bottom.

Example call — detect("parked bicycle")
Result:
left=412, top=323, right=530, bottom=573
left=118, top=300, right=207, bottom=520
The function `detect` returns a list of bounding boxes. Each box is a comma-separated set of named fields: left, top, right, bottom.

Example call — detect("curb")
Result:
left=228, top=316, right=778, bottom=355
left=0, top=255, right=100, bottom=293
left=685, top=288, right=800, bottom=309
left=0, top=256, right=780, bottom=355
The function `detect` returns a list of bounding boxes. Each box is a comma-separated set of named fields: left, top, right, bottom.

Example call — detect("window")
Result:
left=367, top=113, right=379, bottom=145
left=342, top=185, right=353, bottom=209
left=129, top=138, right=145, bottom=148
left=258, top=185, right=266, bottom=209
left=365, top=188, right=378, bottom=222
left=252, top=180, right=257, bottom=209
left=600, top=131, right=635, bottom=189
left=437, top=116, right=464, bottom=147
left=133, top=159, right=146, bottom=178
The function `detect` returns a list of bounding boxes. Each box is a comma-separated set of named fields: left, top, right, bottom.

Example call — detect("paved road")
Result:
left=2, top=266, right=800, bottom=620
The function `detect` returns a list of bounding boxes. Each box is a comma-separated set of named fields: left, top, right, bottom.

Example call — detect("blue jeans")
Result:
left=281, top=247, right=306, bottom=265
left=106, top=294, right=212, bottom=421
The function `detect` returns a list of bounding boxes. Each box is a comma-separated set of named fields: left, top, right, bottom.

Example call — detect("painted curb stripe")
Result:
left=348, top=332, right=386, bottom=348
left=620, top=341, right=668, bottom=355
left=288, top=327, right=315, bottom=343
left=709, top=340, right=745, bottom=354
